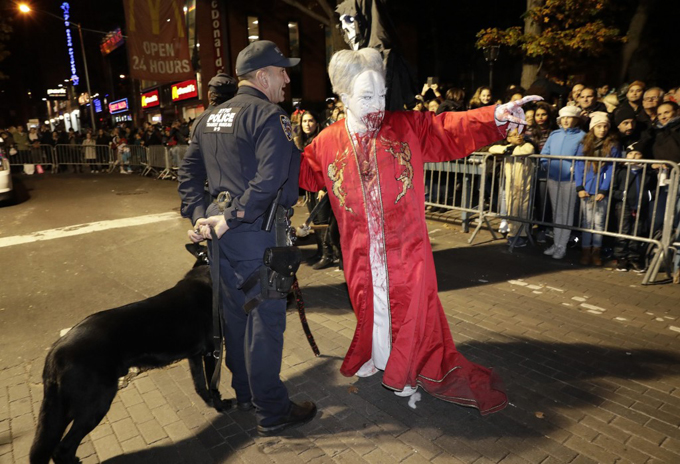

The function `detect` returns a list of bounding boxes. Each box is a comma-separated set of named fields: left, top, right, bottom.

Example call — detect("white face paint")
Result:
left=340, top=14, right=360, bottom=51
left=343, top=70, right=386, bottom=135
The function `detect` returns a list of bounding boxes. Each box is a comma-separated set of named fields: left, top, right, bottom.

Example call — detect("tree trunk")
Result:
left=620, top=0, right=657, bottom=84
left=520, top=0, right=542, bottom=90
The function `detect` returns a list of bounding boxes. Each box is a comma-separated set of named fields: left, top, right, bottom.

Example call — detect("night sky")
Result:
left=1, top=0, right=678, bottom=127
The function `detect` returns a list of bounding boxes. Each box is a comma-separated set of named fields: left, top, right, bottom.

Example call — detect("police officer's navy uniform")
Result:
left=178, top=84, right=300, bottom=427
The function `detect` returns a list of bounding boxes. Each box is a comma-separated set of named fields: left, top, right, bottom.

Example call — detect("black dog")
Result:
left=30, top=244, right=230, bottom=464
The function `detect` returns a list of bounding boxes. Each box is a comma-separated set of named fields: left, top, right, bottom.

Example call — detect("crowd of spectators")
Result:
left=393, top=78, right=679, bottom=281
left=0, top=119, right=193, bottom=174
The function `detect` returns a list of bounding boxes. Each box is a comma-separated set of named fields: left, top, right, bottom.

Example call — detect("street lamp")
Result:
left=18, top=3, right=96, bottom=132
left=483, top=45, right=500, bottom=91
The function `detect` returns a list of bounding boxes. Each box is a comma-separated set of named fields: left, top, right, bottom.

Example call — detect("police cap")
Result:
left=235, top=40, right=300, bottom=76
left=208, top=73, right=238, bottom=96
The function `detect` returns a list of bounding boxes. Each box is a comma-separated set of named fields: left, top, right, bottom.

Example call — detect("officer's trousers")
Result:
left=212, top=226, right=291, bottom=426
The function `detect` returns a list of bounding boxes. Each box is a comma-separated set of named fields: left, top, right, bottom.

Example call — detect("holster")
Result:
left=242, top=246, right=301, bottom=314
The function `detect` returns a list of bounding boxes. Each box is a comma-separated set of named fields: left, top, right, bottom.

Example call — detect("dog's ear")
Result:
left=186, top=243, right=209, bottom=265
left=185, top=242, right=200, bottom=258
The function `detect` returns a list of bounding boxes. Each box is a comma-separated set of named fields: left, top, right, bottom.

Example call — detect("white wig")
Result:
left=328, top=48, right=386, bottom=96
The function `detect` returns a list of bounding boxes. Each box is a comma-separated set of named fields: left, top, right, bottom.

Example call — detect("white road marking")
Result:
left=508, top=280, right=528, bottom=286
left=0, top=212, right=180, bottom=248
left=581, top=303, right=607, bottom=312
left=670, top=326, right=680, bottom=333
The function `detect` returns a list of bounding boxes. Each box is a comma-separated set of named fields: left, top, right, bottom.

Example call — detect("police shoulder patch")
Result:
left=280, top=115, right=293, bottom=141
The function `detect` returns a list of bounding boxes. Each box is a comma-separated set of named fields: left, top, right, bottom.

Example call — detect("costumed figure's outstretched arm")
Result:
left=415, top=95, right=543, bottom=164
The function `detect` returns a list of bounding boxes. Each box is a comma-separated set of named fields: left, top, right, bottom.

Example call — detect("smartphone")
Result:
left=427, top=77, right=439, bottom=86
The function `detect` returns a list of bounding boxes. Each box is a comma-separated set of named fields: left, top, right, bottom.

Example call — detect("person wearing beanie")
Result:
left=614, top=105, right=641, bottom=152
left=207, top=73, right=238, bottom=107
left=539, top=106, right=586, bottom=259
left=574, top=111, right=622, bottom=266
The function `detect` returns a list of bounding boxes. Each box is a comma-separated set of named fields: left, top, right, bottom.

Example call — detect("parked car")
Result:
left=0, top=157, right=15, bottom=204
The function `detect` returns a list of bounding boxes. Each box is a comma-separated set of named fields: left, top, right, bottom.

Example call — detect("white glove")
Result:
left=494, top=95, right=543, bottom=134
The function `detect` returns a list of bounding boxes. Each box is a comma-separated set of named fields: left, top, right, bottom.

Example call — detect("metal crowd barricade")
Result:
left=424, top=153, right=488, bottom=235
left=142, top=145, right=169, bottom=178
left=55, top=144, right=116, bottom=172
left=6, top=146, right=57, bottom=172
left=424, top=153, right=680, bottom=284
left=54, top=144, right=84, bottom=170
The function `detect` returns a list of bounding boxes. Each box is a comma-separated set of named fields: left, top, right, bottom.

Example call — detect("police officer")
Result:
left=178, top=73, right=238, bottom=222
left=178, top=41, right=317, bottom=436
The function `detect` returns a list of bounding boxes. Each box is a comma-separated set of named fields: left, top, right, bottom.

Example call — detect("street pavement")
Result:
left=1, top=174, right=679, bottom=464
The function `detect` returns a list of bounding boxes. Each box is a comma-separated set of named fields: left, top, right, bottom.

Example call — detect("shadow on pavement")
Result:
left=296, top=242, right=563, bottom=313
left=99, top=340, right=679, bottom=462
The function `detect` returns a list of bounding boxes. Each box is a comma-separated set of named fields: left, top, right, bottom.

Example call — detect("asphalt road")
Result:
left=0, top=174, right=196, bottom=368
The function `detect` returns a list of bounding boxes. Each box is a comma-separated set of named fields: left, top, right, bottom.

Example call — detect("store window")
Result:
left=247, top=16, right=260, bottom=43
left=288, top=22, right=300, bottom=58
left=288, top=21, right=302, bottom=103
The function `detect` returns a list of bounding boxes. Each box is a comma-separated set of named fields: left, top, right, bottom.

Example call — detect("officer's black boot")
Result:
left=305, top=232, right=324, bottom=265
left=312, top=242, right=335, bottom=270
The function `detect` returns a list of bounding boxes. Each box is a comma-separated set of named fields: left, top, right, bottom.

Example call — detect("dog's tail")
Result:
left=29, top=380, right=69, bottom=464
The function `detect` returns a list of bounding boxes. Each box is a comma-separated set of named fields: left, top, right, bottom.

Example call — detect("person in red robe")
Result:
left=299, top=48, right=539, bottom=415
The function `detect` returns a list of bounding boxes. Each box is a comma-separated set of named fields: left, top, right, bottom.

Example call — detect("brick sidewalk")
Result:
left=2, top=217, right=680, bottom=464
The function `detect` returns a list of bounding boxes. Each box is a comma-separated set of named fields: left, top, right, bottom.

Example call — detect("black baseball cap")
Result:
left=235, top=40, right=300, bottom=76
left=208, top=73, right=237, bottom=95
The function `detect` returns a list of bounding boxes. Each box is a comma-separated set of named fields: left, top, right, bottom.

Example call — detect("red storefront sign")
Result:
left=171, top=79, right=198, bottom=101
left=109, top=98, right=129, bottom=114
left=141, top=90, right=160, bottom=109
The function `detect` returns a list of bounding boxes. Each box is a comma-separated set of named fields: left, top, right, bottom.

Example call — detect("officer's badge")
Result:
left=280, top=115, right=293, bottom=141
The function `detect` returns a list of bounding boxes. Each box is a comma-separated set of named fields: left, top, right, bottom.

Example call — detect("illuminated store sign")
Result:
left=141, top=90, right=160, bottom=109
left=61, top=2, right=80, bottom=86
left=93, top=98, right=103, bottom=113
left=171, top=79, right=198, bottom=101
left=100, top=28, right=124, bottom=56
left=109, top=98, right=129, bottom=114
left=47, top=88, right=68, bottom=99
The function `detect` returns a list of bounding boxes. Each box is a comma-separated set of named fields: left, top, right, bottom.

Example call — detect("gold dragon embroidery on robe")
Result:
left=381, top=136, right=414, bottom=204
left=328, top=148, right=354, bottom=213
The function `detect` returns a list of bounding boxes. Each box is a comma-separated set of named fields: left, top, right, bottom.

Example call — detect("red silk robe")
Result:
left=299, top=106, right=508, bottom=415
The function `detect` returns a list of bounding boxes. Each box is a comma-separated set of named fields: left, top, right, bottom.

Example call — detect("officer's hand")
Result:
left=196, top=215, right=229, bottom=239
left=495, top=95, right=543, bottom=134
left=187, top=228, right=204, bottom=243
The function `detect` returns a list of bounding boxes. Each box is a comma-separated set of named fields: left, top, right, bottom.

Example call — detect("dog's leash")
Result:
left=209, top=227, right=223, bottom=392
left=292, top=278, right=320, bottom=357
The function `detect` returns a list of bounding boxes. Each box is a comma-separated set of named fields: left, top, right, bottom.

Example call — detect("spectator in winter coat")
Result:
left=612, top=150, right=656, bottom=272
left=488, top=128, right=536, bottom=247
left=638, top=101, right=680, bottom=246
left=13, top=125, right=29, bottom=152
left=574, top=112, right=622, bottom=266
left=540, top=105, right=587, bottom=260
